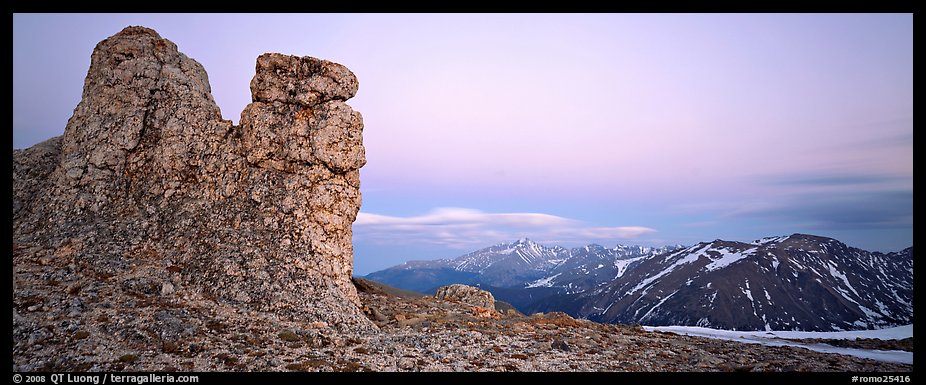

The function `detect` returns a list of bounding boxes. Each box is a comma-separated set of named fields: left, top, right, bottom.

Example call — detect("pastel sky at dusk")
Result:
left=13, top=14, right=913, bottom=275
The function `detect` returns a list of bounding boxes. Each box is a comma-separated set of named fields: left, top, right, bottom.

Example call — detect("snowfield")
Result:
left=643, top=324, right=912, bottom=365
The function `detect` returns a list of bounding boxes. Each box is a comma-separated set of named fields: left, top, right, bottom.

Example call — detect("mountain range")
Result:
left=364, top=234, right=913, bottom=331
left=365, top=238, right=680, bottom=297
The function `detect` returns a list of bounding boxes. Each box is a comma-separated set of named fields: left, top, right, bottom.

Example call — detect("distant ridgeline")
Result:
left=365, top=235, right=912, bottom=332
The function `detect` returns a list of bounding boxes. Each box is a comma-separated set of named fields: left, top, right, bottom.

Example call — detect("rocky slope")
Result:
left=12, top=276, right=910, bottom=371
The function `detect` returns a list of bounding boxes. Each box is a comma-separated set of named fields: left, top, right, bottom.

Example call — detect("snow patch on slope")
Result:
left=828, top=264, right=860, bottom=297
left=703, top=247, right=756, bottom=272
left=754, top=235, right=790, bottom=245
left=629, top=245, right=706, bottom=295
left=525, top=273, right=562, bottom=288
left=643, top=324, right=913, bottom=365
left=613, top=255, right=645, bottom=278
left=639, top=290, right=679, bottom=322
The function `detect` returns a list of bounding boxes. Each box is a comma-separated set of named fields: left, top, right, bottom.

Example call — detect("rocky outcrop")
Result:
left=13, top=26, right=371, bottom=331
left=434, top=284, right=496, bottom=309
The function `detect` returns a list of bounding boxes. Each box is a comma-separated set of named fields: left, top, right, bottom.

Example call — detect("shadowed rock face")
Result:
left=13, top=26, right=373, bottom=331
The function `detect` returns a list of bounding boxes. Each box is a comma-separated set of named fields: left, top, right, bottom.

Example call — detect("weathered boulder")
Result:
left=13, top=26, right=372, bottom=332
left=434, top=284, right=497, bottom=309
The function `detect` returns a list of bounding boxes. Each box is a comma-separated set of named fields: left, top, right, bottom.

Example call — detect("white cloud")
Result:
left=355, top=207, right=574, bottom=227
left=354, top=207, right=655, bottom=249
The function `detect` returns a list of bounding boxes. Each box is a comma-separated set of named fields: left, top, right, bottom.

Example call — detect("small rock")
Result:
left=68, top=298, right=85, bottom=316
left=66, top=282, right=82, bottom=295
left=472, top=306, right=500, bottom=319
left=367, top=307, right=388, bottom=323
left=399, top=317, right=425, bottom=328
left=162, top=341, right=179, bottom=354
left=397, top=357, right=416, bottom=370
left=161, top=282, right=175, bottom=296
left=118, top=354, right=138, bottom=363
left=552, top=339, right=571, bottom=352
left=278, top=330, right=301, bottom=342
left=28, top=329, right=52, bottom=345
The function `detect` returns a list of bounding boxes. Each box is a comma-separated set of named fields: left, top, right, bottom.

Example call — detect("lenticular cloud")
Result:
left=354, top=207, right=655, bottom=248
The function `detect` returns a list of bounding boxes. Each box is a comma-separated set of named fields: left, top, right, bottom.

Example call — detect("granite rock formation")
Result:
left=13, top=26, right=372, bottom=332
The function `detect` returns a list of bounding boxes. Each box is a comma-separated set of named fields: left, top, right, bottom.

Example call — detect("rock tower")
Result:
left=13, top=26, right=373, bottom=331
